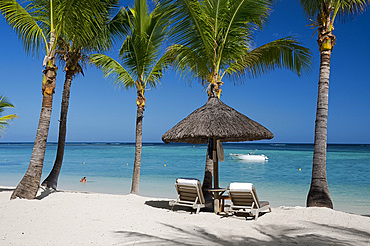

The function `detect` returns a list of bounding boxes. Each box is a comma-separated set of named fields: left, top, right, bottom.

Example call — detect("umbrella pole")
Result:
left=212, top=138, right=219, bottom=214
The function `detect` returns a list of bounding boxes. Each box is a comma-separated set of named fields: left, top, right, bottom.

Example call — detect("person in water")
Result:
left=80, top=177, right=87, bottom=183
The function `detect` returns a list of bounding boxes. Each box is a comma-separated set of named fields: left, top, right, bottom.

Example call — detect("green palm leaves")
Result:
left=0, top=95, right=18, bottom=134
left=169, top=0, right=312, bottom=94
left=0, top=0, right=47, bottom=56
left=300, top=0, right=368, bottom=21
left=91, top=54, right=136, bottom=89
left=240, top=38, right=312, bottom=78
left=91, top=0, right=174, bottom=91
left=0, top=0, right=116, bottom=57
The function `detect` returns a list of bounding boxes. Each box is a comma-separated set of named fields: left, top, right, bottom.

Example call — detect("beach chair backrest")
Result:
left=229, top=183, right=260, bottom=208
left=176, top=178, right=205, bottom=205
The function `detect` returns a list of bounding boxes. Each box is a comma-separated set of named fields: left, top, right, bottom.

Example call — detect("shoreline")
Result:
left=1, top=143, right=369, bottom=218
left=1, top=186, right=369, bottom=245
left=2, top=173, right=369, bottom=216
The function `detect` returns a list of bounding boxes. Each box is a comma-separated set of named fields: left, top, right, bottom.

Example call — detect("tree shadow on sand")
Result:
left=114, top=222, right=370, bottom=245
left=35, top=187, right=57, bottom=200
left=114, top=212, right=370, bottom=245
left=1, top=186, right=60, bottom=200
left=0, top=187, right=15, bottom=192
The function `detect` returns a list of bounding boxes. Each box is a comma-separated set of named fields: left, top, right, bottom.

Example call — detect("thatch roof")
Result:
left=162, top=97, right=274, bottom=144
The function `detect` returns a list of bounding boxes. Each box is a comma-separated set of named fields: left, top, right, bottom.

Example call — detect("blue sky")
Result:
left=1, top=1, right=369, bottom=144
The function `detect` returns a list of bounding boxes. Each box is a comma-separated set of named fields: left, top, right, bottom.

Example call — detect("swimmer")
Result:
left=80, top=177, right=87, bottom=183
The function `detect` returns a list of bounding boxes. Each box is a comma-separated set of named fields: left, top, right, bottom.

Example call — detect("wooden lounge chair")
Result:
left=228, top=182, right=271, bottom=220
left=169, top=178, right=211, bottom=214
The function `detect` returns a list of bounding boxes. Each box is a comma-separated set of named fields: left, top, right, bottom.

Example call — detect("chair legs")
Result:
left=195, top=205, right=201, bottom=214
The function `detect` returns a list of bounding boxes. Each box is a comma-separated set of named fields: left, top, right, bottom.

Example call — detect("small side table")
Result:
left=205, top=188, right=227, bottom=214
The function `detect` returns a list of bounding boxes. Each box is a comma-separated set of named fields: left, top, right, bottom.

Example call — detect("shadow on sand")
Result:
left=145, top=200, right=214, bottom=214
left=35, top=187, right=58, bottom=200
left=0, top=187, right=15, bottom=193
left=114, top=221, right=370, bottom=245
left=0, top=186, right=59, bottom=200
left=144, top=200, right=264, bottom=219
left=134, top=200, right=370, bottom=245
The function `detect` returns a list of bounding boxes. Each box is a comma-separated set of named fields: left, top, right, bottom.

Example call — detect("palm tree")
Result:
left=1, top=0, right=108, bottom=199
left=90, top=0, right=174, bottom=194
left=1, top=0, right=60, bottom=199
left=300, top=0, right=368, bottom=208
left=41, top=0, right=125, bottom=190
left=0, top=95, right=18, bottom=135
left=168, top=0, right=312, bottom=192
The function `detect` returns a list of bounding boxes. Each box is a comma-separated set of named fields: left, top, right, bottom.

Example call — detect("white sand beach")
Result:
left=0, top=186, right=369, bottom=246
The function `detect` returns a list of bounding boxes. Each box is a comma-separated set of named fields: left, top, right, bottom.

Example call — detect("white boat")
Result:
left=229, top=153, right=268, bottom=162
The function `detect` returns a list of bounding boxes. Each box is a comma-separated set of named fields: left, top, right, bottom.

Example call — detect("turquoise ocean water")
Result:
left=0, top=143, right=369, bottom=215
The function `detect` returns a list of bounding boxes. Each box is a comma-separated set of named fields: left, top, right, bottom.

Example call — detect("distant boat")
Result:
left=229, top=153, right=268, bottom=162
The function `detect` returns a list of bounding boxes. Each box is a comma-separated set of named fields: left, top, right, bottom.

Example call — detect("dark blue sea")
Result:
left=0, top=143, right=369, bottom=215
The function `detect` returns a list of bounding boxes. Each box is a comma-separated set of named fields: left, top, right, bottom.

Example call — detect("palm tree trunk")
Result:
left=11, top=62, right=57, bottom=200
left=202, top=141, right=213, bottom=199
left=306, top=48, right=333, bottom=208
left=203, top=85, right=217, bottom=198
left=42, top=70, right=73, bottom=189
left=130, top=105, right=144, bottom=195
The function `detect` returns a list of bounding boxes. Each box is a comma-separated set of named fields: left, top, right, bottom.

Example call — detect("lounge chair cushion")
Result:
left=176, top=178, right=200, bottom=186
left=229, top=182, right=253, bottom=192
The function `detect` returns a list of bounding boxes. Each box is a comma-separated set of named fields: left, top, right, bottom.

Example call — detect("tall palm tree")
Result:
left=168, top=0, right=312, bottom=192
left=0, top=95, right=18, bottom=135
left=90, top=0, right=174, bottom=194
left=41, top=0, right=126, bottom=190
left=300, top=0, right=368, bottom=208
left=1, top=0, right=108, bottom=199
left=1, top=0, right=60, bottom=200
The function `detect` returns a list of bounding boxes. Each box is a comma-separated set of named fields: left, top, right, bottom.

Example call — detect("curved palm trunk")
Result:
left=42, top=70, right=73, bottom=189
left=307, top=37, right=333, bottom=208
left=11, top=47, right=57, bottom=199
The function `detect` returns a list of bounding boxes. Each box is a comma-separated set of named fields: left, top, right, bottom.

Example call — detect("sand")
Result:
left=0, top=186, right=369, bottom=245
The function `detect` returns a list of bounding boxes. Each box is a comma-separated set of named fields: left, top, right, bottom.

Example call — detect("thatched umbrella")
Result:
left=162, top=91, right=274, bottom=191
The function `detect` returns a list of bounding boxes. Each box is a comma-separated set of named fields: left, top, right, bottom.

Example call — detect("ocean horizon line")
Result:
left=0, top=142, right=370, bottom=146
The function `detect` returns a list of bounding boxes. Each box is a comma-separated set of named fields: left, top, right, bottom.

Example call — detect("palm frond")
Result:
left=0, top=0, right=47, bottom=56
left=0, top=95, right=15, bottom=113
left=0, top=95, right=18, bottom=133
left=217, top=0, right=273, bottom=66
left=223, top=37, right=312, bottom=80
left=0, top=114, right=18, bottom=123
left=299, top=0, right=325, bottom=18
left=90, top=53, right=136, bottom=89
left=0, top=113, right=18, bottom=134
left=169, top=0, right=278, bottom=84
left=53, top=0, right=119, bottom=52
left=299, top=0, right=368, bottom=21
left=145, top=48, right=173, bottom=88
left=170, top=0, right=214, bottom=64
left=167, top=44, right=210, bottom=84
left=334, top=0, right=368, bottom=22
left=118, top=0, right=174, bottom=84
left=104, top=6, right=132, bottom=46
